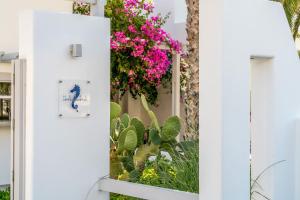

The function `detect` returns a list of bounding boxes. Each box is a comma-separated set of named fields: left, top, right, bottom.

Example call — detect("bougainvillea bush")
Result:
left=73, top=0, right=91, bottom=15
left=105, top=0, right=182, bottom=104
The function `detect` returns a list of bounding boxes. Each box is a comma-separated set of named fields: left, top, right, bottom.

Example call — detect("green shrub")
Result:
left=136, top=140, right=199, bottom=193
left=110, top=96, right=199, bottom=199
left=0, top=187, right=10, bottom=200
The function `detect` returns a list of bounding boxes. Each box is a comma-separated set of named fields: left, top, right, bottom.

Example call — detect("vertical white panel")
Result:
left=19, top=11, right=110, bottom=200
left=296, top=120, right=300, bottom=200
left=199, top=0, right=223, bottom=199
left=200, top=0, right=300, bottom=200
left=12, top=59, right=27, bottom=200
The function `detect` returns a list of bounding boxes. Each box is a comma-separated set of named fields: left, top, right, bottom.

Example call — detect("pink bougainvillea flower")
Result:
left=151, top=16, right=159, bottom=22
left=128, top=25, right=137, bottom=33
left=143, top=3, right=154, bottom=12
left=108, top=0, right=183, bottom=104
left=168, top=38, right=182, bottom=53
left=114, top=31, right=130, bottom=44
left=143, top=47, right=171, bottom=82
left=110, top=38, right=119, bottom=50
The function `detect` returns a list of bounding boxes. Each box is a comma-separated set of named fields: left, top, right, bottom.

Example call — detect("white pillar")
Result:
left=200, top=0, right=300, bottom=200
left=90, top=0, right=105, bottom=17
left=18, top=11, right=110, bottom=200
left=296, top=119, right=300, bottom=200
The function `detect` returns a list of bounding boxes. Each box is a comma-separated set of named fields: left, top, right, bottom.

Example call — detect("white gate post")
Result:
left=17, top=11, right=110, bottom=200
left=296, top=119, right=300, bottom=200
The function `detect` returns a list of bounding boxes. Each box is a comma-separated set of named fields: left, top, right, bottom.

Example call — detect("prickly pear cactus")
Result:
left=149, top=128, right=161, bottom=145
left=110, top=102, right=121, bottom=120
left=121, top=113, right=130, bottom=128
left=161, top=116, right=181, bottom=141
left=141, top=95, right=160, bottom=131
left=117, top=126, right=138, bottom=152
left=130, top=118, right=145, bottom=146
left=111, top=118, right=121, bottom=140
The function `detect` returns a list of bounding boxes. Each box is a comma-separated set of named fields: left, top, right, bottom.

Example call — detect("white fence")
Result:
left=98, top=178, right=199, bottom=200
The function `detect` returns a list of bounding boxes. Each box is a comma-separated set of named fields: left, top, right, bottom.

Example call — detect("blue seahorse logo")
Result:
left=70, top=84, right=81, bottom=112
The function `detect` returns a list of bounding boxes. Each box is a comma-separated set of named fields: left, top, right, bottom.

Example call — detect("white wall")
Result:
left=200, top=0, right=300, bottom=199
left=295, top=119, right=300, bottom=200
left=19, top=11, right=110, bottom=200
left=0, top=0, right=72, bottom=188
left=0, top=127, right=10, bottom=186
left=153, top=0, right=187, bottom=44
left=0, top=0, right=72, bottom=72
left=0, top=0, right=72, bottom=53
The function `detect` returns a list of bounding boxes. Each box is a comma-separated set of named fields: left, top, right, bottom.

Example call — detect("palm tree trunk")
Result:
left=184, top=0, right=199, bottom=140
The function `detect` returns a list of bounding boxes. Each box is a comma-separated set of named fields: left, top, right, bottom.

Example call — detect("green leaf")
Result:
left=130, top=118, right=145, bottom=146
left=118, top=126, right=137, bottom=152
left=148, top=111, right=160, bottom=131
left=110, top=118, right=120, bottom=139
left=141, top=94, right=150, bottom=111
left=149, top=129, right=161, bottom=145
left=161, top=116, right=181, bottom=141
left=120, top=113, right=130, bottom=128
left=110, top=102, right=121, bottom=120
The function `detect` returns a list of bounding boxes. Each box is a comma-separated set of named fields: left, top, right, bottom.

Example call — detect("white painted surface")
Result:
left=0, top=127, right=10, bottom=186
left=153, top=0, right=187, bottom=44
left=296, top=39, right=300, bottom=50
left=0, top=0, right=73, bottom=189
left=98, top=178, right=199, bottom=200
left=296, top=120, right=300, bottom=200
left=0, top=0, right=72, bottom=53
left=250, top=58, right=275, bottom=199
left=200, top=0, right=300, bottom=200
left=19, top=11, right=110, bottom=200
left=0, top=0, right=72, bottom=71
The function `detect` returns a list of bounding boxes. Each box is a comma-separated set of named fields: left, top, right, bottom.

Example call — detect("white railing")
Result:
left=98, top=178, right=199, bottom=200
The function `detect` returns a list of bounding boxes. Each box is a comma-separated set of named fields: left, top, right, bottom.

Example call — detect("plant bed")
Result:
left=109, top=95, right=199, bottom=199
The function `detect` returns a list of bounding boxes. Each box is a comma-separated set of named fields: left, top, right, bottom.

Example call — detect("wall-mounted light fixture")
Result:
left=70, top=44, right=82, bottom=58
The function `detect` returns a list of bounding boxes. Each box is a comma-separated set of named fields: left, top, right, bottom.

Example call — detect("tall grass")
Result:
left=135, top=140, right=199, bottom=193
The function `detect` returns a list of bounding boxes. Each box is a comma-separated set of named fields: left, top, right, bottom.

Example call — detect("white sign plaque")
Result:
left=58, top=80, right=91, bottom=118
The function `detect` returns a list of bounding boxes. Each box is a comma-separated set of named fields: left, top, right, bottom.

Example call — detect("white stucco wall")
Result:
left=19, top=11, right=110, bottom=200
left=296, top=39, right=300, bottom=50
left=0, top=0, right=72, bottom=73
left=153, top=0, right=187, bottom=44
left=0, top=0, right=72, bottom=187
left=200, top=0, right=300, bottom=200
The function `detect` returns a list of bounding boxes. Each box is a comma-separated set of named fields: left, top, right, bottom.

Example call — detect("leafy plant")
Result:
left=0, top=187, right=10, bottom=200
left=0, top=83, right=11, bottom=96
left=110, top=102, right=145, bottom=178
left=133, top=94, right=181, bottom=170
left=109, top=95, right=200, bottom=200
left=73, top=0, right=91, bottom=15
left=272, top=0, right=300, bottom=40
left=110, top=94, right=182, bottom=178
left=137, top=140, right=199, bottom=193
left=105, top=0, right=182, bottom=104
